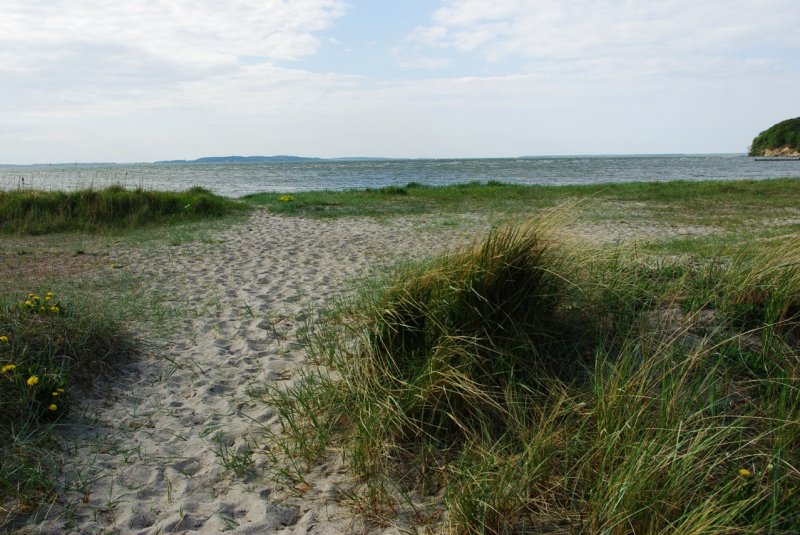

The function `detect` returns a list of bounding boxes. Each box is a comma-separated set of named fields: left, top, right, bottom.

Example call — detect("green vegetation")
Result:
left=3, top=179, right=800, bottom=532
left=0, top=291, right=134, bottom=526
left=260, top=217, right=800, bottom=533
left=244, top=178, right=800, bottom=224
left=749, top=117, right=800, bottom=156
left=0, top=186, right=247, bottom=235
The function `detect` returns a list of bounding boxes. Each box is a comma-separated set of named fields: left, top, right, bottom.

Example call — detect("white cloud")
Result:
left=397, top=57, right=452, bottom=70
left=0, top=0, right=351, bottom=129
left=414, top=0, right=800, bottom=62
left=1, top=1, right=348, bottom=69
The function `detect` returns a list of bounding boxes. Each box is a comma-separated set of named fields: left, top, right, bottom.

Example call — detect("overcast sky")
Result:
left=2, top=0, right=798, bottom=163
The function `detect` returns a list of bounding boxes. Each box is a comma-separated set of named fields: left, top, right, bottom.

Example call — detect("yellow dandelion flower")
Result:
left=0, top=335, right=8, bottom=343
left=48, top=404, right=58, bottom=411
left=738, top=468, right=751, bottom=477
left=32, top=295, right=40, bottom=301
left=24, top=300, right=32, bottom=307
left=26, top=375, right=39, bottom=387
left=279, top=195, right=295, bottom=202
left=1, top=364, right=16, bottom=373
left=52, top=391, right=59, bottom=396
left=46, top=291, right=54, bottom=297
left=50, top=306, right=60, bottom=313
left=56, top=387, right=65, bottom=393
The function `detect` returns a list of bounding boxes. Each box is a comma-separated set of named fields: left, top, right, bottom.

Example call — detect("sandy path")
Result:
left=25, top=211, right=461, bottom=535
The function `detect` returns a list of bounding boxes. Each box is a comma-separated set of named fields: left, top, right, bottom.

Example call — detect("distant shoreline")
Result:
left=1, top=153, right=747, bottom=168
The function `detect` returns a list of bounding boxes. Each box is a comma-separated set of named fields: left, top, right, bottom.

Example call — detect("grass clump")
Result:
left=0, top=186, right=247, bottom=235
left=362, top=220, right=595, bottom=443
left=263, top=217, right=800, bottom=533
left=0, top=290, right=134, bottom=527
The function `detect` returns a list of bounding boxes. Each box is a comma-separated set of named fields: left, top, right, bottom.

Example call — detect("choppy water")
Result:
left=1, top=154, right=799, bottom=197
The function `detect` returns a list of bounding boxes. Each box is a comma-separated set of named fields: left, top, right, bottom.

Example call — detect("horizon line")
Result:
left=1, top=152, right=748, bottom=167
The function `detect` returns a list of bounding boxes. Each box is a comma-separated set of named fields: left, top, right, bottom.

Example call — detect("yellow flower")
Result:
left=46, top=291, right=54, bottom=297
left=0, top=335, right=8, bottom=343
left=279, top=195, right=295, bottom=202
left=1, top=364, right=16, bottom=373
left=51, top=391, right=59, bottom=396
left=48, top=404, right=58, bottom=411
left=24, top=300, right=32, bottom=307
left=56, top=387, right=65, bottom=393
left=50, top=306, right=60, bottom=313
left=26, top=375, right=39, bottom=387
left=738, top=468, right=751, bottom=477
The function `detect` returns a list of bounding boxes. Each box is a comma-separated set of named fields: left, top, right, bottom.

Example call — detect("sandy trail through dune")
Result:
left=21, top=208, right=705, bottom=534
left=28, top=211, right=458, bottom=535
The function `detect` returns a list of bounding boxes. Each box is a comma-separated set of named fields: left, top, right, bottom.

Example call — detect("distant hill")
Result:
left=749, top=117, right=800, bottom=157
left=155, top=155, right=323, bottom=164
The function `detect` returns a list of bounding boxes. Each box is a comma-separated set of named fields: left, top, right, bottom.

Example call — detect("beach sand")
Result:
left=22, top=211, right=466, bottom=534
left=16, top=209, right=718, bottom=534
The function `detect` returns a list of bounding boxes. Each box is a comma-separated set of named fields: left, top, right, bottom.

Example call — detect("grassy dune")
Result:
left=0, top=186, right=247, bottom=235
left=262, top=213, right=800, bottom=533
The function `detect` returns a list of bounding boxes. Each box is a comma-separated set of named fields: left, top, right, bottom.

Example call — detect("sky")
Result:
left=2, top=0, right=799, bottom=163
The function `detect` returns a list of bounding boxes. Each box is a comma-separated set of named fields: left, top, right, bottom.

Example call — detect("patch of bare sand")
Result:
left=569, top=221, right=721, bottom=245
left=22, top=211, right=465, bottom=535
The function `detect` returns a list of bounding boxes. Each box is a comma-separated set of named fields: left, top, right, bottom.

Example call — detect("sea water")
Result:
left=1, top=154, right=799, bottom=197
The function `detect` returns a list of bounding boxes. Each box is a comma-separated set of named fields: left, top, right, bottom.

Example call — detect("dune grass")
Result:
left=0, top=186, right=248, bottom=235
left=0, top=290, right=135, bottom=527
left=259, top=216, right=800, bottom=533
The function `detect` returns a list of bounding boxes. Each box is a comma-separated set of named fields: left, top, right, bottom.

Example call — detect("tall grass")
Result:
left=261, top=217, right=800, bottom=533
left=0, top=186, right=247, bottom=234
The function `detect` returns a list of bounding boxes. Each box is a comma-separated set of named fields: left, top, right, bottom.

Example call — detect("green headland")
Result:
left=749, top=117, right=800, bottom=157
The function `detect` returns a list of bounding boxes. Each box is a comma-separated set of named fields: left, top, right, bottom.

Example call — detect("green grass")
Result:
left=259, top=216, right=800, bottom=533
left=0, top=186, right=248, bottom=235
left=0, top=290, right=135, bottom=527
left=244, top=178, right=800, bottom=224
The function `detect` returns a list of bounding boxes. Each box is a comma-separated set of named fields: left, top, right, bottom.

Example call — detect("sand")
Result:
left=22, top=211, right=463, bottom=535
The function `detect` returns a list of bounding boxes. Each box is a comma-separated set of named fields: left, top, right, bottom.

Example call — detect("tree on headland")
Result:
left=749, top=117, right=800, bottom=156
